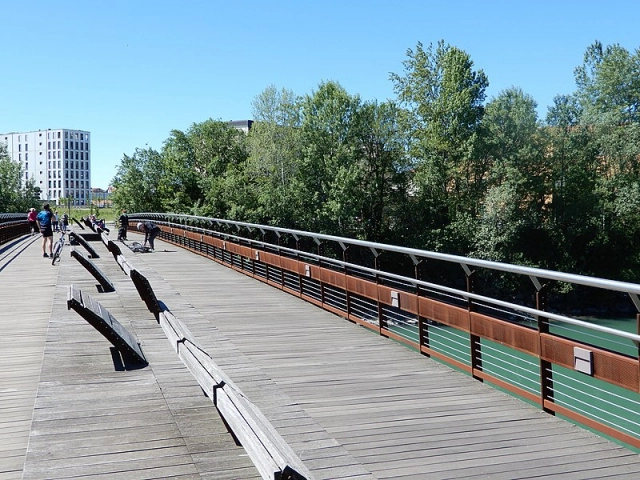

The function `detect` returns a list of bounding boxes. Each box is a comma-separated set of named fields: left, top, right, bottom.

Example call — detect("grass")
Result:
left=53, top=206, right=118, bottom=223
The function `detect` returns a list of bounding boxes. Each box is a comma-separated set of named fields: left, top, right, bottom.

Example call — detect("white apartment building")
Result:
left=1, top=129, right=91, bottom=205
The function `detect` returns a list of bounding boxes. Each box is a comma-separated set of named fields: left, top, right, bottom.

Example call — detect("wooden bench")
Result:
left=130, top=268, right=161, bottom=319
left=159, top=309, right=310, bottom=480
left=71, top=217, right=85, bottom=230
left=67, top=284, right=147, bottom=365
left=107, top=239, right=123, bottom=259
left=68, top=231, right=100, bottom=258
left=70, top=248, right=115, bottom=292
left=82, top=217, right=96, bottom=232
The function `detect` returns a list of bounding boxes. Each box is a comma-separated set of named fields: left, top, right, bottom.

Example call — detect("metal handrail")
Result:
left=135, top=213, right=640, bottom=297
left=131, top=213, right=640, bottom=345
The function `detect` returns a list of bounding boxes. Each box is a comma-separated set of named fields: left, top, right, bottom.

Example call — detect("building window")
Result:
left=18, top=144, right=21, bottom=151
left=25, top=144, right=28, bottom=151
left=25, top=153, right=28, bottom=161
left=57, top=141, right=60, bottom=149
left=58, top=132, right=61, bottom=138
left=48, top=142, right=51, bottom=149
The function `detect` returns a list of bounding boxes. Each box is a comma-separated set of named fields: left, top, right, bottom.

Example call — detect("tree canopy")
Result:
left=108, top=39, right=640, bottom=287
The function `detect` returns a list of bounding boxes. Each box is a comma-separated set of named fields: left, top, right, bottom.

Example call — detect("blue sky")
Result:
left=1, top=1, right=638, bottom=189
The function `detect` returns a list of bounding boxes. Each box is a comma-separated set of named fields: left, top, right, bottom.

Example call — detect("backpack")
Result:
left=37, top=210, right=52, bottom=227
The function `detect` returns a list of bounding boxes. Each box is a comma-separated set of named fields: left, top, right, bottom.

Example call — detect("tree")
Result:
left=188, top=119, right=251, bottom=219
left=161, top=129, right=202, bottom=213
left=110, top=147, right=165, bottom=213
left=570, top=41, right=640, bottom=278
left=296, top=81, right=361, bottom=234
left=0, top=144, right=22, bottom=212
left=246, top=86, right=303, bottom=225
left=390, top=40, right=489, bottom=250
left=343, top=99, right=409, bottom=242
left=475, top=88, right=552, bottom=265
left=574, top=41, right=640, bottom=125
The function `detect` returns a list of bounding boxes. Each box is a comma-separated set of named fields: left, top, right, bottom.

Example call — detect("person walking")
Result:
left=52, top=211, right=59, bottom=232
left=61, top=212, right=69, bottom=233
left=27, top=208, right=37, bottom=235
left=136, top=221, right=161, bottom=251
left=36, top=203, right=54, bottom=257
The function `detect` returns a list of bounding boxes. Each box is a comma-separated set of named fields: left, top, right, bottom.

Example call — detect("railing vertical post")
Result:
left=343, top=245, right=350, bottom=318
left=415, top=259, right=429, bottom=355
left=537, top=285, right=555, bottom=414
left=466, top=269, right=482, bottom=381
left=371, top=249, right=385, bottom=336
left=636, top=313, right=640, bottom=381
left=317, top=241, right=325, bottom=305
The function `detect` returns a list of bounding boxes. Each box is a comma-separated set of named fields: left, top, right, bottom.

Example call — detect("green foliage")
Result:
left=391, top=40, right=489, bottom=242
left=0, top=144, right=42, bottom=212
left=106, top=39, right=640, bottom=286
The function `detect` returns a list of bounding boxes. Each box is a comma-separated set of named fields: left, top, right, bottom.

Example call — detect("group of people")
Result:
left=27, top=205, right=162, bottom=257
left=30, top=204, right=55, bottom=257
left=28, top=207, right=68, bottom=237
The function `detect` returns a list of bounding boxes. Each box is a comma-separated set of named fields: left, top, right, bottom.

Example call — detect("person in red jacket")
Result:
left=27, top=208, right=37, bottom=235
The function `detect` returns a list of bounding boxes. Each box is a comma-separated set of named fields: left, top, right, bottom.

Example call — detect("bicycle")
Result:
left=51, top=232, right=66, bottom=265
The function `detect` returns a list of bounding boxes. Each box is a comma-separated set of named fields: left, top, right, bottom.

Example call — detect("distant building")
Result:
left=91, top=187, right=111, bottom=208
left=229, top=120, right=253, bottom=133
left=1, top=128, right=91, bottom=205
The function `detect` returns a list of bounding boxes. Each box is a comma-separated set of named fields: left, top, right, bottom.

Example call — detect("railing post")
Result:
left=370, top=248, right=385, bottom=336
left=536, top=284, right=555, bottom=414
left=415, top=259, right=429, bottom=355
left=343, top=245, right=350, bottom=318
left=636, top=313, right=640, bottom=385
left=316, top=240, right=325, bottom=305
left=466, top=269, right=482, bottom=381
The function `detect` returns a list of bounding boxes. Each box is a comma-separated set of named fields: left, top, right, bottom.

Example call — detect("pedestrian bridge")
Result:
left=1, top=213, right=639, bottom=479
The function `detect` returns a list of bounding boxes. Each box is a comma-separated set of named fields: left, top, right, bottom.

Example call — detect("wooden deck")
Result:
left=2, top=230, right=639, bottom=479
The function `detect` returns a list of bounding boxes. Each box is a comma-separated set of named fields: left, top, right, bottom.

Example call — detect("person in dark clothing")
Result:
left=118, top=209, right=129, bottom=241
left=136, top=221, right=161, bottom=250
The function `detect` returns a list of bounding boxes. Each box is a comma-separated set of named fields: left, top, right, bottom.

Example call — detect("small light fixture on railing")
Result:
left=574, top=347, right=593, bottom=375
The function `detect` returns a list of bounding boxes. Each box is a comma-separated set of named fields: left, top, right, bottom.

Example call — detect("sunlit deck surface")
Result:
left=2, top=229, right=639, bottom=480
